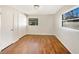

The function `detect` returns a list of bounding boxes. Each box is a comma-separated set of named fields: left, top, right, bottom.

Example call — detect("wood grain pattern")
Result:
left=0, top=35, right=70, bottom=54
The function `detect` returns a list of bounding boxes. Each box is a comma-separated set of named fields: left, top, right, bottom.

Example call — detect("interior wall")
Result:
left=0, top=6, right=27, bottom=51
left=0, top=12, right=1, bottom=41
left=27, top=15, right=55, bottom=35
left=1, top=6, right=14, bottom=51
left=18, top=13, right=28, bottom=38
left=55, top=5, right=79, bottom=53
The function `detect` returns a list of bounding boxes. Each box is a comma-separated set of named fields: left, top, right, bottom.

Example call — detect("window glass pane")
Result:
left=29, top=18, right=38, bottom=26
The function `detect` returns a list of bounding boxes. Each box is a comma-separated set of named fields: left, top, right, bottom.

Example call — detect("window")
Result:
left=29, top=18, right=38, bottom=26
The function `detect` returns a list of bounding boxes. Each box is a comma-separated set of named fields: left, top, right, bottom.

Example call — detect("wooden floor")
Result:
left=0, top=35, right=70, bottom=54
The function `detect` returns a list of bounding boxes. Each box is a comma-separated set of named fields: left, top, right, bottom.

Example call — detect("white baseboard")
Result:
left=55, top=34, right=72, bottom=54
left=0, top=39, right=19, bottom=52
left=26, top=33, right=56, bottom=35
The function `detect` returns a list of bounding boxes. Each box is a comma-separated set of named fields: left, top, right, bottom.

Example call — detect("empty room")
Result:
left=0, top=5, right=79, bottom=54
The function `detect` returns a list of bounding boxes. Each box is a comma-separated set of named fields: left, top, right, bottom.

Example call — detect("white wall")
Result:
left=0, top=6, right=27, bottom=51
left=0, top=7, right=1, bottom=41
left=18, top=13, right=28, bottom=38
left=1, top=6, right=15, bottom=51
left=27, top=15, right=55, bottom=35
left=0, top=13, right=1, bottom=41
left=55, top=5, right=79, bottom=53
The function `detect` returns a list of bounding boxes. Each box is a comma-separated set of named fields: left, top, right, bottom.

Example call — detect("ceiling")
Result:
left=11, top=5, right=63, bottom=15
